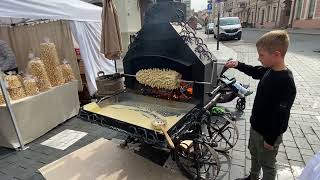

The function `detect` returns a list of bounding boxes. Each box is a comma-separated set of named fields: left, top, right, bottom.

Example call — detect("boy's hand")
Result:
left=264, top=141, right=274, bottom=150
left=225, top=59, right=239, bottom=68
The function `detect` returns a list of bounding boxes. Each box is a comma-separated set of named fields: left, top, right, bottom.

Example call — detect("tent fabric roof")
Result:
left=0, top=0, right=102, bottom=23
left=0, top=0, right=115, bottom=95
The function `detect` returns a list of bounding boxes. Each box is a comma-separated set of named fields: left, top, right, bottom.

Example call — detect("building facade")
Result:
left=222, top=0, right=320, bottom=29
left=182, top=0, right=192, bottom=18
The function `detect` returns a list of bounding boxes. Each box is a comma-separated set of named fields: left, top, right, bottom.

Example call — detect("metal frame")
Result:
left=0, top=71, right=26, bottom=150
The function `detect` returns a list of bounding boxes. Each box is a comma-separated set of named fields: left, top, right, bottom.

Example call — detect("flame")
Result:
left=143, top=82, right=193, bottom=101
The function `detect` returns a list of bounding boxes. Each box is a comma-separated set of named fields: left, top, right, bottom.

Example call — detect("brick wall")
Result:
left=293, top=19, right=320, bottom=28
left=316, top=0, right=320, bottom=17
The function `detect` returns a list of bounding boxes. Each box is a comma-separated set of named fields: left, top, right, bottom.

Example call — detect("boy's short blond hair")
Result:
left=256, top=30, right=290, bottom=56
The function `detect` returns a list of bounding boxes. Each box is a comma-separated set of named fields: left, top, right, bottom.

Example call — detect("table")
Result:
left=0, top=81, right=80, bottom=149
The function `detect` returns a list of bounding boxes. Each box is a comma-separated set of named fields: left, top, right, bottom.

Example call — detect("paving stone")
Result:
left=311, top=144, right=320, bottom=152
left=245, top=151, right=251, bottom=160
left=0, top=148, right=15, bottom=160
left=314, top=130, right=320, bottom=138
left=230, top=150, right=245, bottom=161
left=299, top=148, right=315, bottom=156
left=312, top=126, right=320, bottom=131
left=290, top=128, right=304, bottom=138
left=299, top=125, right=315, bottom=135
left=276, top=152, right=289, bottom=165
left=283, top=140, right=297, bottom=148
left=305, top=134, right=320, bottom=145
left=217, top=152, right=232, bottom=171
left=16, top=160, right=46, bottom=170
left=302, top=155, right=313, bottom=165
left=231, top=158, right=245, bottom=167
left=285, top=147, right=303, bottom=162
left=229, top=164, right=245, bottom=180
left=277, top=165, right=295, bottom=180
left=0, top=159, right=15, bottom=169
left=216, top=171, right=230, bottom=180
left=25, top=173, right=45, bottom=180
left=245, top=159, right=251, bottom=176
left=234, top=140, right=246, bottom=149
left=294, top=137, right=312, bottom=149
left=278, top=144, right=286, bottom=153
left=288, top=121, right=299, bottom=128
left=0, top=153, right=29, bottom=164
left=289, top=160, right=304, bottom=178
left=283, top=133, right=295, bottom=142
left=1, top=164, right=34, bottom=180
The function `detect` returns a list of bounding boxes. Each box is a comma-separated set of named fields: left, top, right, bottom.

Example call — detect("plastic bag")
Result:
left=0, top=91, right=4, bottom=105
left=8, top=87, right=26, bottom=100
left=39, top=38, right=65, bottom=86
left=23, top=75, right=39, bottom=96
left=60, top=59, right=75, bottom=83
left=5, top=72, right=23, bottom=89
left=27, top=53, right=52, bottom=92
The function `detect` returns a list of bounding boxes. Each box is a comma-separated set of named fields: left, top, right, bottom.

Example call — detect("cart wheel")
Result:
left=236, top=98, right=246, bottom=111
left=206, top=115, right=239, bottom=152
left=175, top=139, right=220, bottom=180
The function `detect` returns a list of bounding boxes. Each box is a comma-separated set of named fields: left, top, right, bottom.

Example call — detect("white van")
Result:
left=213, top=17, right=242, bottom=40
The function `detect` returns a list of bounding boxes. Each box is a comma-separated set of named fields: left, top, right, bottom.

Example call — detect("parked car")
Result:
left=205, top=23, right=214, bottom=34
left=196, top=23, right=202, bottom=30
left=213, top=17, right=242, bottom=40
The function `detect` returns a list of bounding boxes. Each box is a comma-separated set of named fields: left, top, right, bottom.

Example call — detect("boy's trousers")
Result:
left=248, top=128, right=283, bottom=180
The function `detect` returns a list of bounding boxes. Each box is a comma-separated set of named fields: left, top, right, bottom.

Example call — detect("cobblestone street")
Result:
left=201, top=29, right=320, bottom=180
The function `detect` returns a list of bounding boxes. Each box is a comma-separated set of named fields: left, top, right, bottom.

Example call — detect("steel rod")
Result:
left=122, top=74, right=212, bottom=85
left=0, top=71, right=26, bottom=150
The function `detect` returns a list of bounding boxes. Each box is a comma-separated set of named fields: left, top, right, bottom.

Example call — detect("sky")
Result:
left=191, top=0, right=207, bottom=12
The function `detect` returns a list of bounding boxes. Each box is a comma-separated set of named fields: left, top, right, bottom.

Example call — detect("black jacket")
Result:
left=236, top=62, right=297, bottom=145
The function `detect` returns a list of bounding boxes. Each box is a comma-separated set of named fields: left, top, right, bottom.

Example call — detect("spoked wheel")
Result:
left=206, top=115, right=239, bottom=152
left=236, top=98, right=246, bottom=111
left=175, top=138, right=220, bottom=180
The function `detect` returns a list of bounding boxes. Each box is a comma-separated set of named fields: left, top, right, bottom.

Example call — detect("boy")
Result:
left=226, top=30, right=296, bottom=180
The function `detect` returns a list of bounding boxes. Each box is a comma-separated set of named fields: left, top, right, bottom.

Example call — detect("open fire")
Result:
left=140, top=82, right=193, bottom=101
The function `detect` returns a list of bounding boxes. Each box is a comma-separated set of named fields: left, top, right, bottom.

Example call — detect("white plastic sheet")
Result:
left=0, top=0, right=101, bottom=22
left=298, top=151, right=320, bottom=180
left=70, top=21, right=115, bottom=94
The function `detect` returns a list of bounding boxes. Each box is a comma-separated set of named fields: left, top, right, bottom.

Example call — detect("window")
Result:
left=308, top=0, right=316, bottom=19
left=267, top=6, right=271, bottom=22
left=261, top=9, right=265, bottom=24
left=257, top=8, right=260, bottom=22
left=296, top=0, right=303, bottom=19
left=272, top=7, right=276, bottom=22
left=252, top=12, right=254, bottom=23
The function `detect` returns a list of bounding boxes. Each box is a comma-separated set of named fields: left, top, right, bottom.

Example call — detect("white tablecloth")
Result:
left=0, top=81, right=80, bottom=149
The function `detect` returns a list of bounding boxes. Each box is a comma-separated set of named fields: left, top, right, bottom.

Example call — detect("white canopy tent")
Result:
left=0, top=0, right=115, bottom=95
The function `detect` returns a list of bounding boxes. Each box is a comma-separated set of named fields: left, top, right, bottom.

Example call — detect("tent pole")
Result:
left=0, top=71, right=26, bottom=150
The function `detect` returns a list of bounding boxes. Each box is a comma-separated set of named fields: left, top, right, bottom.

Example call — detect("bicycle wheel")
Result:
left=206, top=114, right=239, bottom=152
left=175, top=138, right=220, bottom=180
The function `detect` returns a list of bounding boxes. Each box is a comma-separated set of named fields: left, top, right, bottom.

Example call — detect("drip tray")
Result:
left=83, top=91, right=196, bottom=132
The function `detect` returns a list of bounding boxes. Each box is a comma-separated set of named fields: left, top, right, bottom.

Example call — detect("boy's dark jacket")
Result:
left=236, top=62, right=297, bottom=145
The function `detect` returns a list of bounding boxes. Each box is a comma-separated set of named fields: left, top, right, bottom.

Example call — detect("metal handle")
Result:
left=161, top=126, right=175, bottom=149
left=203, top=93, right=221, bottom=111
left=206, top=85, right=222, bottom=97
left=179, top=80, right=212, bottom=85
left=122, top=73, right=136, bottom=77
left=97, top=71, right=105, bottom=77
